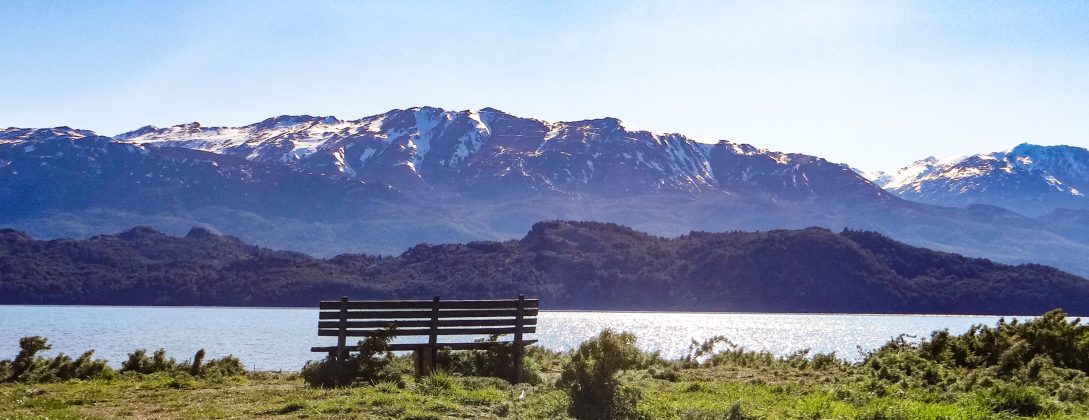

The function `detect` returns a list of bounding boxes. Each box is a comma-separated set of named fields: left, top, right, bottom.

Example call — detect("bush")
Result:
left=433, top=334, right=543, bottom=384
left=301, top=325, right=402, bottom=387
left=1, top=336, right=114, bottom=383
left=121, top=348, right=177, bottom=374
left=36, top=351, right=114, bottom=382
left=685, top=336, right=777, bottom=369
left=648, top=365, right=681, bottom=381
left=811, top=352, right=842, bottom=370
left=200, top=354, right=245, bottom=377
left=9, top=336, right=50, bottom=381
left=859, top=309, right=1089, bottom=400
left=120, top=347, right=243, bottom=378
left=912, top=310, right=1089, bottom=375
left=557, top=330, right=646, bottom=420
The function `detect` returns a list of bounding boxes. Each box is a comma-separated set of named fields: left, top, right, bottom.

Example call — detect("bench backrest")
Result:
left=318, top=295, right=538, bottom=345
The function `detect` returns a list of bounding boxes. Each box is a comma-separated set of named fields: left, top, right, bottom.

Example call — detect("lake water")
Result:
left=0, top=306, right=1016, bottom=371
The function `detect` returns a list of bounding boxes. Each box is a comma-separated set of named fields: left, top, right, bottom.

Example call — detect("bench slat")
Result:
left=318, top=308, right=539, bottom=320
left=319, top=299, right=540, bottom=310
left=318, top=326, right=536, bottom=337
left=318, top=317, right=537, bottom=330
left=310, top=339, right=539, bottom=353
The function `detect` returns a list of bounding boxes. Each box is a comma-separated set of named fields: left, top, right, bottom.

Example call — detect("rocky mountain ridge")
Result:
left=109, top=107, right=885, bottom=201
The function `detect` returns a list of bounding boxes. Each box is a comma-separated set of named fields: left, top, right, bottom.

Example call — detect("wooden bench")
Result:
left=310, top=295, right=538, bottom=383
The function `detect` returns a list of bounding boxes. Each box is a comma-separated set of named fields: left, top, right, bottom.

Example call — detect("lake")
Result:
left=0, top=306, right=1015, bottom=371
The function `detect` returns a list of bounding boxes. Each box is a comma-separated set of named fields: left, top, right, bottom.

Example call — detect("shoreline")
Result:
left=0, top=303, right=1053, bottom=318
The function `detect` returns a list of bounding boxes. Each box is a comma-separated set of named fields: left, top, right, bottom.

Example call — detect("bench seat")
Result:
left=310, top=339, right=538, bottom=353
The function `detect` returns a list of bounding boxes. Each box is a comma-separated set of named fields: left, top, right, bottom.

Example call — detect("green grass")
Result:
left=5, top=312, right=1089, bottom=419
left=2, top=364, right=1087, bottom=419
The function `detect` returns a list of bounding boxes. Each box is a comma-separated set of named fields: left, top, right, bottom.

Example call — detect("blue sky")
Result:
left=2, top=0, right=1087, bottom=171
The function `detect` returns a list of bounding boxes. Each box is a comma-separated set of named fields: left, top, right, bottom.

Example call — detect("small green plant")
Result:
left=680, top=403, right=756, bottom=420
left=557, top=329, right=645, bottom=420
left=418, top=370, right=460, bottom=395
left=985, top=383, right=1047, bottom=416
left=648, top=365, right=681, bottom=381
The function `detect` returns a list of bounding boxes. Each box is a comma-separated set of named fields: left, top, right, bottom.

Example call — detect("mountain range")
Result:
left=869, top=143, right=1089, bottom=217
left=2, top=221, right=1086, bottom=314
left=1, top=107, right=1088, bottom=279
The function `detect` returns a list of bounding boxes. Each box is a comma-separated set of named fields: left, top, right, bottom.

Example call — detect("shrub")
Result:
left=34, top=351, right=114, bottom=382
left=859, top=308, right=1089, bottom=400
left=121, top=348, right=177, bottom=374
left=1, top=336, right=114, bottom=383
left=919, top=310, right=1089, bottom=375
left=810, top=352, right=842, bottom=370
left=301, top=325, right=401, bottom=387
left=557, top=330, right=645, bottom=420
left=120, top=347, right=243, bottom=378
left=433, top=334, right=543, bottom=384
left=682, top=335, right=733, bottom=367
left=9, top=336, right=50, bottom=381
left=200, top=354, right=245, bottom=377
left=648, top=365, right=681, bottom=381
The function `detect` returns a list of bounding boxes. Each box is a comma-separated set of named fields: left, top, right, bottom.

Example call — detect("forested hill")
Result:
left=1, top=222, right=1087, bottom=315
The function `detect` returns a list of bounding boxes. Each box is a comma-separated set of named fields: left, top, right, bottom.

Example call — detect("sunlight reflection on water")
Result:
left=0, top=306, right=1012, bottom=370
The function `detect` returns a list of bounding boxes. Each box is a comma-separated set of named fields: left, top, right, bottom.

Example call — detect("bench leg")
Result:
left=511, top=345, right=524, bottom=384
left=414, top=346, right=434, bottom=378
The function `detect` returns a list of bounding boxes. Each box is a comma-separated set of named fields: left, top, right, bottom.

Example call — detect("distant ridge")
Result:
left=1, top=222, right=1086, bottom=315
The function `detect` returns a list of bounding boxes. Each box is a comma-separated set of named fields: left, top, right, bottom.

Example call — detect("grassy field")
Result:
left=4, top=310, right=1089, bottom=419
left=2, top=359, right=1088, bottom=419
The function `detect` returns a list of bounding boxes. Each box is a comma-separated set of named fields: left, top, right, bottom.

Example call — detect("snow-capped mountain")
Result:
left=4, top=110, right=1089, bottom=280
left=0, top=126, right=377, bottom=222
left=115, top=107, right=887, bottom=200
left=873, top=144, right=1089, bottom=216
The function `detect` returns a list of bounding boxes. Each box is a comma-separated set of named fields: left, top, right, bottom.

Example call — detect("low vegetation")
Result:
left=0, top=336, right=245, bottom=385
left=300, top=325, right=404, bottom=388
left=4, top=310, right=1089, bottom=418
